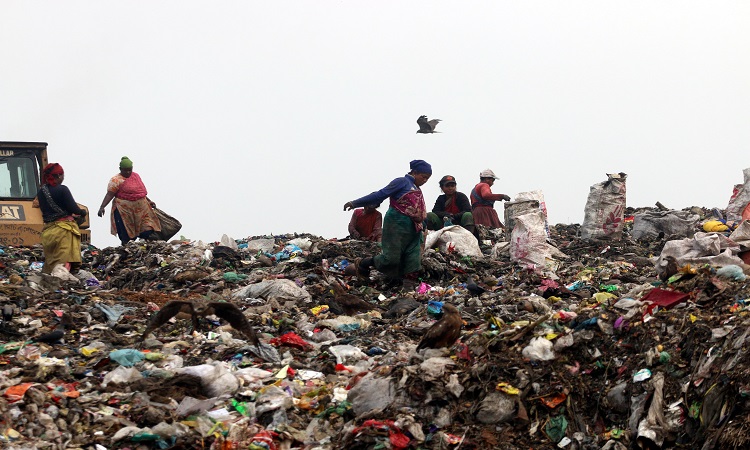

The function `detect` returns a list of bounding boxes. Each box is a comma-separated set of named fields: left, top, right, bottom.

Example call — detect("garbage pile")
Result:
left=1, top=209, right=750, bottom=450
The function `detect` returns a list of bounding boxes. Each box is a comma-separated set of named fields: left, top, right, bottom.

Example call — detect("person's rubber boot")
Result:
left=358, top=257, right=374, bottom=278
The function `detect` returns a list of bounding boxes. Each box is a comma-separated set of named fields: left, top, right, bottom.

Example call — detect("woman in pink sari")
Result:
left=97, top=157, right=161, bottom=245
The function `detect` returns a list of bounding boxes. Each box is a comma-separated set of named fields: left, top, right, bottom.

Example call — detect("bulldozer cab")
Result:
left=0, top=141, right=91, bottom=246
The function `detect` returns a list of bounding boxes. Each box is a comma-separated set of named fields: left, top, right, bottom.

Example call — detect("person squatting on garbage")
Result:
left=97, top=156, right=161, bottom=246
left=37, top=163, right=87, bottom=274
left=343, top=160, right=432, bottom=282
left=348, top=204, right=383, bottom=241
left=425, top=175, right=475, bottom=236
left=471, top=169, right=511, bottom=229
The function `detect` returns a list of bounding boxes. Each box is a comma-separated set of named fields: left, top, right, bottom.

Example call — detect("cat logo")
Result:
left=0, top=205, right=26, bottom=221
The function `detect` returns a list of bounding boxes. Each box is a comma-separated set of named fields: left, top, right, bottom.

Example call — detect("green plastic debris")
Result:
left=545, top=415, right=569, bottom=442
left=316, top=401, right=352, bottom=418
left=232, top=398, right=250, bottom=416
left=223, top=272, right=248, bottom=283
left=131, top=433, right=160, bottom=442
left=599, top=284, right=619, bottom=292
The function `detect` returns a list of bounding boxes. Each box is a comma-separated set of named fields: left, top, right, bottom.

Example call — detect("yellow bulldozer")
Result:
left=0, top=141, right=91, bottom=246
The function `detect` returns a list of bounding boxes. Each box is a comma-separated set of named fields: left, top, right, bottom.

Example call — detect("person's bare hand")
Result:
left=343, top=201, right=354, bottom=211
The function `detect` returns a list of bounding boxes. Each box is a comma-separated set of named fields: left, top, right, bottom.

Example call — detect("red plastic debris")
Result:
left=269, top=332, right=312, bottom=350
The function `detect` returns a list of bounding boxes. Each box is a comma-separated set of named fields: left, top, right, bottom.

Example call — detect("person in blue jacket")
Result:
left=343, top=160, right=432, bottom=282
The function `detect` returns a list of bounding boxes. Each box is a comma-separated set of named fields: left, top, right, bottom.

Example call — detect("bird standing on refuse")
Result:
left=417, top=303, right=463, bottom=350
left=657, top=256, right=679, bottom=283
left=328, top=280, right=380, bottom=316
left=33, top=314, right=68, bottom=345
left=416, top=115, right=441, bottom=134
left=466, top=276, right=486, bottom=297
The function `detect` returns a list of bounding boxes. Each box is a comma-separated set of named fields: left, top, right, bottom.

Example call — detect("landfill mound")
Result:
left=1, top=207, right=749, bottom=450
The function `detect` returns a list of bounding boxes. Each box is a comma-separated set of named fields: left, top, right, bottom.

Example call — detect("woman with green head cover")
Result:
left=97, top=156, right=161, bottom=245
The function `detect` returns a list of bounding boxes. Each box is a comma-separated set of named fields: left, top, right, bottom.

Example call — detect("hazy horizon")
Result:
left=2, top=2, right=748, bottom=248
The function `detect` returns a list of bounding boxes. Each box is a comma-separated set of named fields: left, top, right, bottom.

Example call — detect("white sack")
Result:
left=513, top=189, right=550, bottom=234
left=231, top=278, right=312, bottom=303
left=729, top=220, right=750, bottom=250
left=656, top=232, right=743, bottom=268
left=631, top=210, right=700, bottom=240
left=581, top=173, right=627, bottom=241
left=510, top=212, right=567, bottom=275
left=179, top=362, right=239, bottom=397
left=424, top=225, right=482, bottom=258
left=725, top=167, right=750, bottom=222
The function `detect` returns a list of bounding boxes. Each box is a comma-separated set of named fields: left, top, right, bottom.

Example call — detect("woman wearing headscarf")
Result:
left=37, top=163, right=87, bottom=274
left=97, top=156, right=161, bottom=245
left=470, top=169, right=511, bottom=229
left=343, top=160, right=432, bottom=282
left=426, top=175, right=475, bottom=235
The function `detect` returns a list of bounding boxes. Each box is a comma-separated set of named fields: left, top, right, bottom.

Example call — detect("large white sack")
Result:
left=581, top=173, right=627, bottom=241
left=510, top=211, right=567, bottom=276
left=231, top=279, right=312, bottom=303
left=513, top=189, right=550, bottom=235
left=631, top=210, right=700, bottom=240
left=179, top=362, right=239, bottom=397
left=656, top=232, right=743, bottom=268
left=424, top=225, right=482, bottom=258
left=726, top=167, right=750, bottom=222
left=729, top=220, right=750, bottom=250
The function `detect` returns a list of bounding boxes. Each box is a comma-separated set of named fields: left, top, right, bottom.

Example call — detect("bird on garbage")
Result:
left=141, top=299, right=259, bottom=345
left=416, top=115, right=441, bottom=134
left=33, top=315, right=69, bottom=345
left=2, top=304, right=13, bottom=322
left=657, top=256, right=679, bottom=283
left=328, top=280, right=381, bottom=316
left=416, top=303, right=463, bottom=350
left=466, top=276, right=486, bottom=297
left=382, top=297, right=421, bottom=319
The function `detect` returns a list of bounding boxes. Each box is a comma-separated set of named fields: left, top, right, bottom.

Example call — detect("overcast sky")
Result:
left=2, top=2, right=749, bottom=248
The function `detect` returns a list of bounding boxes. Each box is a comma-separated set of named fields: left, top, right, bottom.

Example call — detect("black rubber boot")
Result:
left=358, top=257, right=374, bottom=277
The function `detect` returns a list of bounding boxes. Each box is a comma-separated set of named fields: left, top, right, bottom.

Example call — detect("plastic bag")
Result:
left=581, top=173, right=627, bottom=241
left=109, top=349, right=145, bottom=367
left=522, top=337, right=555, bottom=361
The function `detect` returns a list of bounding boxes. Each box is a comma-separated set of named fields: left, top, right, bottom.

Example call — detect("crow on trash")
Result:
left=416, top=303, right=463, bottom=350
left=416, top=115, right=441, bottom=134
left=33, top=314, right=69, bottom=344
left=466, top=276, right=486, bottom=297
left=2, top=304, right=12, bottom=322
left=141, top=299, right=259, bottom=345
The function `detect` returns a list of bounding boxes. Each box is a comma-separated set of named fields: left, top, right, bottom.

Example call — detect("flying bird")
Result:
left=416, top=115, right=441, bottom=134
left=141, top=299, right=259, bottom=345
left=416, top=303, right=463, bottom=350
